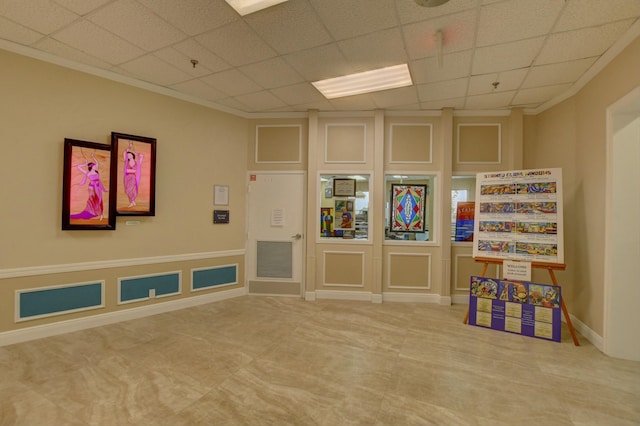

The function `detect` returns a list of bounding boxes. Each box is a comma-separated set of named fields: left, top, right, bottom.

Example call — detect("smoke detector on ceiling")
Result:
left=414, top=0, right=451, bottom=7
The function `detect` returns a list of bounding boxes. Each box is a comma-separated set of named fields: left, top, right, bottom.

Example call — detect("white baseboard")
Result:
left=0, top=286, right=247, bottom=348
left=304, top=291, right=317, bottom=301
left=565, top=313, right=602, bottom=351
left=452, top=294, right=470, bottom=304
left=382, top=292, right=441, bottom=303
left=315, top=290, right=373, bottom=301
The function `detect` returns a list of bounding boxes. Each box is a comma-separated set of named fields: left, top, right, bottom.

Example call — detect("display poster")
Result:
left=472, top=168, right=564, bottom=264
left=467, top=275, right=562, bottom=342
left=454, top=201, right=475, bottom=241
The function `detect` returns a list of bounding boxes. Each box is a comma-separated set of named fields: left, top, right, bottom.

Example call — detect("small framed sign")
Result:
left=333, top=178, right=356, bottom=197
left=213, top=210, right=230, bottom=224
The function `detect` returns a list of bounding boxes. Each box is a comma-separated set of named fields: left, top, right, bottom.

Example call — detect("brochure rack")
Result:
left=464, top=257, right=580, bottom=346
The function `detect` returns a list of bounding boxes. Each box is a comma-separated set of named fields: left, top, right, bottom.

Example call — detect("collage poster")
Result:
left=472, top=168, right=564, bottom=264
left=468, top=275, right=562, bottom=342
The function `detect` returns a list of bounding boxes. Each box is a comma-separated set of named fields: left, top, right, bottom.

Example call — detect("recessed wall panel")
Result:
left=323, top=251, right=364, bottom=287
left=390, top=124, right=432, bottom=163
left=457, top=124, right=501, bottom=164
left=256, top=125, right=301, bottom=163
left=388, top=253, right=431, bottom=289
left=119, top=271, right=181, bottom=304
left=192, top=264, right=238, bottom=291
left=325, top=124, right=366, bottom=163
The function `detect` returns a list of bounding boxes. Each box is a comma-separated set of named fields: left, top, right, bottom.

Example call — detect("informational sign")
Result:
left=454, top=201, right=475, bottom=241
left=503, top=260, right=532, bottom=281
left=467, top=275, right=562, bottom=342
left=213, top=210, right=229, bottom=224
left=473, top=168, right=564, bottom=264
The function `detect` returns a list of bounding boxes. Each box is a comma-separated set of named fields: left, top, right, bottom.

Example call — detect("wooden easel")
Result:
left=463, top=257, right=580, bottom=346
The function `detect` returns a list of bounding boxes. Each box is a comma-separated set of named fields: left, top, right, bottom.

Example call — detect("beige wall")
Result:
left=0, top=49, right=248, bottom=334
left=524, top=36, right=640, bottom=335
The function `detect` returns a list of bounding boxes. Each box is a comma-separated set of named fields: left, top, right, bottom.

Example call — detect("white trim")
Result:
left=191, top=263, right=239, bottom=292
left=456, top=123, right=502, bottom=165
left=382, top=292, right=441, bottom=303
left=387, top=252, right=431, bottom=290
left=324, top=123, right=367, bottom=164
left=389, top=123, right=433, bottom=164
left=1, top=286, right=247, bottom=348
left=304, top=291, right=317, bottom=301
left=255, top=124, right=302, bottom=164
left=452, top=294, right=470, bottom=304
left=566, top=313, right=602, bottom=351
left=322, top=250, right=365, bottom=287
left=0, top=250, right=245, bottom=279
left=117, top=271, right=182, bottom=305
left=315, top=290, right=372, bottom=301
left=15, top=280, right=105, bottom=323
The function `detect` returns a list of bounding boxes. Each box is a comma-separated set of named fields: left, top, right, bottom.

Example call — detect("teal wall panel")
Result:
left=119, top=272, right=180, bottom=303
left=19, top=282, right=103, bottom=319
left=192, top=265, right=237, bottom=290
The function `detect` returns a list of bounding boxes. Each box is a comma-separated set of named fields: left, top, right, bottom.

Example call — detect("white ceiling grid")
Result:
left=0, top=0, right=637, bottom=115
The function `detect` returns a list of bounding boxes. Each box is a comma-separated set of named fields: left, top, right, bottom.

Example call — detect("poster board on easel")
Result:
left=472, top=168, right=564, bottom=264
left=465, top=168, right=579, bottom=345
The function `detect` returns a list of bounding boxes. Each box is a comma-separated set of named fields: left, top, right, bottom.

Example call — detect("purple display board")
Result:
left=468, top=275, right=562, bottom=342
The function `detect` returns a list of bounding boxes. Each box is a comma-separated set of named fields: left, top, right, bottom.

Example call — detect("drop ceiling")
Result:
left=0, top=0, right=638, bottom=116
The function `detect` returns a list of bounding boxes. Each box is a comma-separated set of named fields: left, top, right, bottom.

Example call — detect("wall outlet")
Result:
left=149, top=289, right=156, bottom=298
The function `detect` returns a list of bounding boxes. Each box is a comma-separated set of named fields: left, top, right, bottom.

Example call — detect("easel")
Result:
left=463, top=257, right=580, bottom=346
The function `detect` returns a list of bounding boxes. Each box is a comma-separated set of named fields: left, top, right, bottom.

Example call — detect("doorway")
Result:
left=604, top=87, right=640, bottom=361
left=246, top=172, right=305, bottom=296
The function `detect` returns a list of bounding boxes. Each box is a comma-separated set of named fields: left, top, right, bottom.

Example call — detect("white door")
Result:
left=247, top=172, right=305, bottom=296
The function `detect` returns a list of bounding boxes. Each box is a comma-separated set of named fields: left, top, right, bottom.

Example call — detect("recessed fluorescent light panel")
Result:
left=312, top=64, right=413, bottom=99
left=225, top=0, right=288, bottom=16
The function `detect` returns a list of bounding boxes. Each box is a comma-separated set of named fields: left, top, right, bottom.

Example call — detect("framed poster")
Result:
left=111, top=132, right=157, bottom=216
left=333, top=178, right=356, bottom=197
left=62, top=139, right=117, bottom=230
left=390, top=184, right=427, bottom=232
left=473, top=168, right=564, bottom=264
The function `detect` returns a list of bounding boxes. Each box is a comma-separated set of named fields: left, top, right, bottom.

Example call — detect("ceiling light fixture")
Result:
left=225, top=0, right=288, bottom=16
left=312, top=64, right=413, bottom=99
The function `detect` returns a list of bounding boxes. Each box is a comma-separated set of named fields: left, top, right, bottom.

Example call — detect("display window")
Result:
left=320, top=174, right=369, bottom=240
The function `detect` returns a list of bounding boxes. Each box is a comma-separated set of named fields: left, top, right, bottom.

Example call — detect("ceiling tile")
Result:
left=0, top=0, right=78, bottom=34
left=244, top=0, right=332, bottom=55
left=201, top=68, right=262, bottom=97
left=410, top=49, right=473, bottom=85
left=417, top=78, right=468, bottom=102
left=472, top=37, right=545, bottom=75
left=171, top=79, right=227, bottom=102
left=118, top=54, right=193, bottom=86
left=137, top=0, right=238, bottom=36
left=522, top=57, right=597, bottom=89
left=283, top=43, right=352, bottom=81
left=87, top=0, right=187, bottom=51
left=371, top=86, right=420, bottom=109
left=0, top=16, right=43, bottom=45
left=554, top=0, right=640, bottom=32
left=512, top=83, right=573, bottom=106
left=476, top=0, right=563, bottom=46
left=53, top=0, right=111, bottom=16
left=468, top=68, right=528, bottom=96
left=535, top=20, right=635, bottom=65
left=195, top=20, right=277, bottom=67
left=309, top=0, right=397, bottom=40
left=338, top=28, right=408, bottom=72
left=238, top=57, right=304, bottom=89
left=395, top=0, right=478, bottom=25
left=270, top=82, right=327, bottom=105
left=402, top=9, right=477, bottom=60
left=464, top=91, right=515, bottom=109
left=52, top=19, right=144, bottom=64
left=170, top=39, right=231, bottom=74
left=33, top=37, right=113, bottom=68
left=153, top=47, right=213, bottom=78
left=235, top=90, right=287, bottom=112
left=420, top=97, right=465, bottom=110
